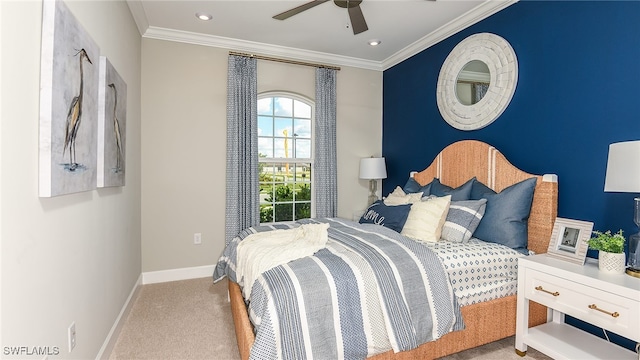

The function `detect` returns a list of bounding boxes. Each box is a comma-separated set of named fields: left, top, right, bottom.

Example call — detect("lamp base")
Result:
left=625, top=267, right=640, bottom=278
left=629, top=231, right=640, bottom=278
left=367, top=179, right=379, bottom=206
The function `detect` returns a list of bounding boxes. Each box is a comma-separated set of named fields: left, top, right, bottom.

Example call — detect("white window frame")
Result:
left=258, top=92, right=315, bottom=224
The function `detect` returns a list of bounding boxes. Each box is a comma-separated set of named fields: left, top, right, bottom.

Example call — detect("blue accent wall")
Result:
left=384, top=0, right=640, bottom=245
left=383, top=1, right=640, bottom=350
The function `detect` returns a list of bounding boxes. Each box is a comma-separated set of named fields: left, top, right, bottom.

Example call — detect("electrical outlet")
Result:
left=68, top=322, right=76, bottom=352
left=193, top=233, right=202, bottom=245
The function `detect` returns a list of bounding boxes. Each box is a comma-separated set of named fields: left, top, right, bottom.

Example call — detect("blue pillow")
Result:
left=403, top=177, right=432, bottom=195
left=429, top=177, right=475, bottom=201
left=470, top=177, right=537, bottom=254
left=359, top=200, right=412, bottom=233
left=470, top=178, right=494, bottom=199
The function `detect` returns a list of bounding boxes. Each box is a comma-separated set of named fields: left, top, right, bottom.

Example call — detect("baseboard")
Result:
left=95, top=265, right=215, bottom=359
left=141, top=264, right=215, bottom=285
left=95, top=273, right=142, bottom=360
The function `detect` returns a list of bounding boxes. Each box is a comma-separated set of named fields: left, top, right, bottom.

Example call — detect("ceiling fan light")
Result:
left=368, top=39, right=381, bottom=46
left=195, top=12, right=213, bottom=21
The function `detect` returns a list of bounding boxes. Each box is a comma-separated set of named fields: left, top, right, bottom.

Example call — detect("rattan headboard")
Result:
left=411, top=140, right=558, bottom=255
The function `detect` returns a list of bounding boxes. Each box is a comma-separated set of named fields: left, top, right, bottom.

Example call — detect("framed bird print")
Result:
left=97, top=57, right=127, bottom=187
left=39, top=0, right=100, bottom=197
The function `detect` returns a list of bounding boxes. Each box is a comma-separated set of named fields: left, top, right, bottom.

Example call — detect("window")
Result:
left=258, top=94, right=313, bottom=223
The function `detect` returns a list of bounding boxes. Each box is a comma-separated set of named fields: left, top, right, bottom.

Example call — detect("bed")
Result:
left=216, top=140, right=558, bottom=360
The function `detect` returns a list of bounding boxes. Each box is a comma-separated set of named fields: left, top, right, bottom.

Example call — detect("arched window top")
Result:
left=257, top=93, right=313, bottom=160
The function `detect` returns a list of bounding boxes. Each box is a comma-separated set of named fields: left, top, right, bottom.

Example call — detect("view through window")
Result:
left=258, top=94, right=313, bottom=223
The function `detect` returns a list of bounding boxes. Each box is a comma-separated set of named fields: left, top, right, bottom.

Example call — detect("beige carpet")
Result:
left=109, top=277, right=552, bottom=360
left=109, top=277, right=239, bottom=360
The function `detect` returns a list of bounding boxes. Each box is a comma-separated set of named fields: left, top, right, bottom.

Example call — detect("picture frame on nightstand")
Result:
left=546, top=217, right=593, bottom=265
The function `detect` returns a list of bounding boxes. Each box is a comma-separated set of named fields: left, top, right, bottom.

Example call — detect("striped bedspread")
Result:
left=214, top=218, right=464, bottom=360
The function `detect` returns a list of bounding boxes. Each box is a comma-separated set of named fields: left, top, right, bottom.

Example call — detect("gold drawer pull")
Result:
left=535, top=286, right=559, bottom=296
left=588, top=304, right=619, bottom=318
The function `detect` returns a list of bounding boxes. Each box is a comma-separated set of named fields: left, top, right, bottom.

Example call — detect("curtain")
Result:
left=225, top=55, right=259, bottom=245
left=473, top=83, right=489, bottom=104
left=314, top=67, right=338, bottom=218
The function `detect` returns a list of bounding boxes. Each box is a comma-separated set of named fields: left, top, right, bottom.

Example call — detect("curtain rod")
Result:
left=229, top=51, right=341, bottom=71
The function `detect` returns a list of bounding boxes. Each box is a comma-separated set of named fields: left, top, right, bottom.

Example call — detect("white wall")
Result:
left=0, top=1, right=4, bottom=351
left=141, top=38, right=383, bottom=272
left=0, top=1, right=141, bottom=359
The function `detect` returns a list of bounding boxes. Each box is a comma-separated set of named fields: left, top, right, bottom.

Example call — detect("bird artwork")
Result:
left=63, top=48, right=92, bottom=171
left=108, top=83, right=124, bottom=173
left=39, top=0, right=101, bottom=197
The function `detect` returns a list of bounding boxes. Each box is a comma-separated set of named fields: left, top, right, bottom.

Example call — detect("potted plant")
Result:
left=587, top=230, right=626, bottom=274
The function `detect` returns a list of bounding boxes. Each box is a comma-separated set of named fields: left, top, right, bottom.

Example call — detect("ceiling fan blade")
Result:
left=273, top=0, right=330, bottom=20
left=348, top=4, right=368, bottom=34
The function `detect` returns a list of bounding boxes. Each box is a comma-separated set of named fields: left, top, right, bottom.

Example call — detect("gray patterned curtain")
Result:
left=225, top=55, right=259, bottom=245
left=473, top=83, right=489, bottom=103
left=314, top=67, right=338, bottom=218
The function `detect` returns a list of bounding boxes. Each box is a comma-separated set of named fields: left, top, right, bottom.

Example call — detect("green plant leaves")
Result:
left=587, top=230, right=625, bottom=254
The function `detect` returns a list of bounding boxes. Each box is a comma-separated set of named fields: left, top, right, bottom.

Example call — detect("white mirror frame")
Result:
left=436, top=33, right=518, bottom=131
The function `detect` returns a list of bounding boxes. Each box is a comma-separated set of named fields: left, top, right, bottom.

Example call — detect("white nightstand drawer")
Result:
left=524, top=268, right=639, bottom=340
left=517, top=255, right=640, bottom=359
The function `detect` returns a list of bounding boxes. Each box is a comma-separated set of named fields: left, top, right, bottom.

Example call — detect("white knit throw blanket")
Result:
left=236, top=223, right=329, bottom=299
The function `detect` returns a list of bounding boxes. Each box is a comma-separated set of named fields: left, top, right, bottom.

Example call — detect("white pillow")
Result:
left=401, top=195, right=451, bottom=243
left=384, top=186, right=423, bottom=206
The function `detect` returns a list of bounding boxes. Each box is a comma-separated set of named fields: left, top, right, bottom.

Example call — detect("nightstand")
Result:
left=516, top=254, right=640, bottom=359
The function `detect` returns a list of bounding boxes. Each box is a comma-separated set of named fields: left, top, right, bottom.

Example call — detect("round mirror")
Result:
left=437, top=33, right=518, bottom=131
left=456, top=60, right=490, bottom=106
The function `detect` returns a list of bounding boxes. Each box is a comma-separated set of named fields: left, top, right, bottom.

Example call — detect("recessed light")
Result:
left=368, top=39, right=382, bottom=46
left=195, top=12, right=212, bottom=21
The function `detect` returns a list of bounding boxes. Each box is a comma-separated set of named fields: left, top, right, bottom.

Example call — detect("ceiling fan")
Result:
left=273, top=0, right=369, bottom=35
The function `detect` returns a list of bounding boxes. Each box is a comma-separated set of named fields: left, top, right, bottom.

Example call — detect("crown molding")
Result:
left=143, top=27, right=384, bottom=71
left=125, top=0, right=148, bottom=36
left=458, top=69, right=491, bottom=83
left=127, top=0, right=516, bottom=72
left=381, top=0, right=517, bottom=70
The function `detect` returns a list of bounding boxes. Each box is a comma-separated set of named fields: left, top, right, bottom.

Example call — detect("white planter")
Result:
left=598, top=250, right=626, bottom=274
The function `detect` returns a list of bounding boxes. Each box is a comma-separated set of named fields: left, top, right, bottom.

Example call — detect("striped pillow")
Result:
left=440, top=199, right=487, bottom=243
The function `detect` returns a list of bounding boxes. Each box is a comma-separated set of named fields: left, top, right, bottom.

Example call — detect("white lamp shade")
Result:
left=604, top=140, right=640, bottom=192
left=359, top=157, right=387, bottom=180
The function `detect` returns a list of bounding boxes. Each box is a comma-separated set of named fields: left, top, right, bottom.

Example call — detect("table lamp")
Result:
left=604, top=140, right=640, bottom=278
left=359, top=157, right=387, bottom=206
